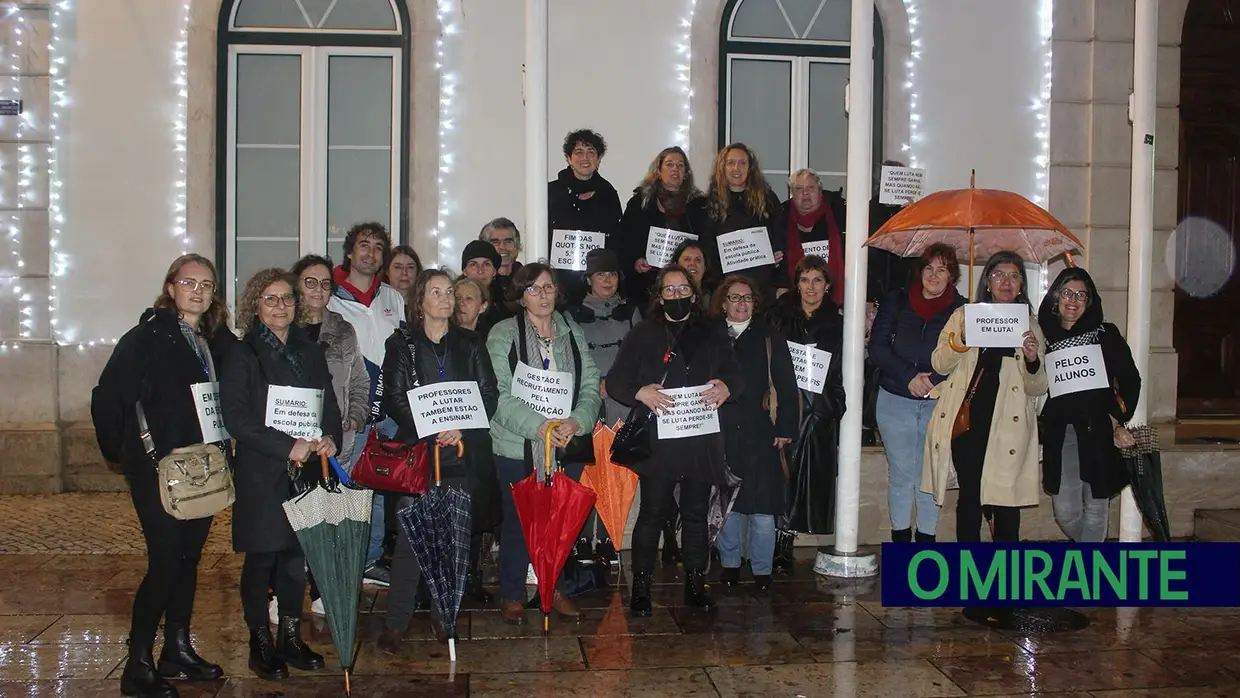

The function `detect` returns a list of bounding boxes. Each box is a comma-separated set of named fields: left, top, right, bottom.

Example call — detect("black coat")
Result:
left=772, top=293, right=846, bottom=534
left=221, top=325, right=343, bottom=554
left=91, top=307, right=237, bottom=476
left=719, top=318, right=800, bottom=515
left=616, top=189, right=710, bottom=307
left=703, top=189, right=786, bottom=308
left=868, top=286, right=966, bottom=399
left=606, top=317, right=745, bottom=486
left=381, top=326, right=502, bottom=531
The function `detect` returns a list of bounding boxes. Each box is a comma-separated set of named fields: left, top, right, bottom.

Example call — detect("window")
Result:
left=216, top=0, right=410, bottom=305
left=719, top=0, right=884, bottom=194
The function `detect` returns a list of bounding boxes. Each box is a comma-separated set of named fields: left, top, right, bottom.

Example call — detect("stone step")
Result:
left=1193, top=508, right=1240, bottom=541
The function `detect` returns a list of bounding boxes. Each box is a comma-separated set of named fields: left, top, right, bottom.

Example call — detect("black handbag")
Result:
left=609, top=335, right=680, bottom=467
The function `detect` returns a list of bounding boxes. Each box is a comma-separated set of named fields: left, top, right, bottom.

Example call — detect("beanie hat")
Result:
left=461, top=239, right=501, bottom=272
left=584, top=248, right=620, bottom=278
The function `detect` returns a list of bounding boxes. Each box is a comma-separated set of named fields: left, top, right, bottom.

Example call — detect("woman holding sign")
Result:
left=702, top=143, right=786, bottom=305
left=1037, top=268, right=1140, bottom=542
left=92, top=253, right=235, bottom=696
left=923, top=252, right=1047, bottom=543
left=378, top=268, right=500, bottom=651
left=607, top=264, right=745, bottom=617
left=221, top=268, right=340, bottom=681
left=487, top=263, right=602, bottom=625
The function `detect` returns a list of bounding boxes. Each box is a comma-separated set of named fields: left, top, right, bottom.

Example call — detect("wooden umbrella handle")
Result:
left=947, top=332, right=969, bottom=353
left=320, top=453, right=329, bottom=483
left=543, top=421, right=560, bottom=480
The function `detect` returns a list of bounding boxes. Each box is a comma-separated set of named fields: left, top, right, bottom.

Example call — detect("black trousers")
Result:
left=127, top=470, right=213, bottom=647
left=241, top=547, right=307, bottom=628
left=952, top=439, right=1020, bottom=542
left=632, top=474, right=710, bottom=573
left=383, top=485, right=468, bottom=633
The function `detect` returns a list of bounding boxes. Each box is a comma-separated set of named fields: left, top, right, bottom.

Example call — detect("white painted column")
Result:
left=524, top=0, right=549, bottom=264
left=1121, top=0, right=1158, bottom=543
left=816, top=0, right=877, bottom=579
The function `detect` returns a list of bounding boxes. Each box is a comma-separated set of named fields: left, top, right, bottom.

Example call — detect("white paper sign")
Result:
left=645, top=227, right=698, bottom=268
left=786, top=342, right=832, bottom=394
left=1046, top=345, right=1110, bottom=398
left=265, top=385, right=323, bottom=440
left=510, top=362, right=574, bottom=418
left=879, top=165, right=926, bottom=205
left=801, top=240, right=832, bottom=263
left=407, top=381, right=490, bottom=436
left=191, top=382, right=229, bottom=443
left=717, top=227, right=775, bottom=273
left=963, top=303, right=1029, bottom=348
left=550, top=229, right=605, bottom=271
left=656, top=385, right=721, bottom=440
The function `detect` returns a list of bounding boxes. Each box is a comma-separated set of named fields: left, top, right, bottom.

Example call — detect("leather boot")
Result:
left=718, top=567, right=740, bottom=591
left=772, top=529, right=796, bottom=573
left=629, top=571, right=653, bottom=618
left=501, top=599, right=527, bottom=625
left=121, top=636, right=179, bottom=698
left=376, top=627, right=402, bottom=656
left=550, top=590, right=583, bottom=621
left=157, top=623, right=223, bottom=681
left=247, top=625, right=288, bottom=681
left=466, top=571, right=494, bottom=606
left=915, top=530, right=937, bottom=543
left=414, top=576, right=432, bottom=611
left=661, top=516, right=682, bottom=565
left=891, top=527, right=912, bottom=543
left=683, top=569, right=715, bottom=609
left=275, top=616, right=324, bottom=671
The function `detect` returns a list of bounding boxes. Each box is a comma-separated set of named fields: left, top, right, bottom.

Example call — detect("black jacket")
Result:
left=703, top=188, right=786, bottom=306
left=719, top=318, right=800, bottom=515
left=221, top=325, right=343, bottom=553
left=91, top=307, right=237, bottom=476
left=548, top=169, right=623, bottom=248
left=868, top=286, right=966, bottom=399
left=616, top=189, right=710, bottom=306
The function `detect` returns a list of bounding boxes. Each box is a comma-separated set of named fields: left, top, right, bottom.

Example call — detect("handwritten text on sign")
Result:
left=1046, top=345, right=1110, bottom=398
left=550, top=229, right=604, bottom=271
left=265, top=385, right=323, bottom=440
left=802, top=240, right=831, bottom=263
left=787, top=342, right=831, bottom=394
left=879, top=166, right=926, bottom=205
left=645, top=227, right=698, bottom=268
left=718, top=227, right=775, bottom=273
left=656, top=385, right=721, bottom=440
left=191, top=382, right=229, bottom=443
left=963, top=303, right=1029, bottom=348
left=511, top=362, right=573, bottom=419
left=407, top=381, right=490, bottom=436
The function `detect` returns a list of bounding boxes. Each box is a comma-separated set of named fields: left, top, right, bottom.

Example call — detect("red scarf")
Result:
left=786, top=203, right=845, bottom=304
left=333, top=265, right=380, bottom=307
left=908, top=281, right=957, bottom=320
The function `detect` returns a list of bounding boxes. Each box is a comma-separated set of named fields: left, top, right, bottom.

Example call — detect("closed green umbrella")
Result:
left=1119, top=425, right=1171, bottom=542
left=282, top=455, right=372, bottom=696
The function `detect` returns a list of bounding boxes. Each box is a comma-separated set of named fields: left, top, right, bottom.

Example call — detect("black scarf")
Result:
left=655, top=184, right=688, bottom=218
left=257, top=323, right=307, bottom=383
left=558, top=167, right=598, bottom=197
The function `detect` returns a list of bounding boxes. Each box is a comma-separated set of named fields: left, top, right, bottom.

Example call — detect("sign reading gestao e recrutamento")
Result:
left=510, top=362, right=574, bottom=419
left=963, top=303, right=1029, bottom=348
left=406, top=381, right=490, bottom=436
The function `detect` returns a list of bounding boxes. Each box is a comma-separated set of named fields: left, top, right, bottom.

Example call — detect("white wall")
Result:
left=59, top=0, right=187, bottom=343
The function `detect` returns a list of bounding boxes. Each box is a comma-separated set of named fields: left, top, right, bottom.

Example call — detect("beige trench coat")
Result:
left=921, top=306, right=1048, bottom=508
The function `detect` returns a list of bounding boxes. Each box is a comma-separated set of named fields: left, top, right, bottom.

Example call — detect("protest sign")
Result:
left=656, top=385, right=721, bottom=439
left=786, top=342, right=831, bottom=394
left=1046, top=345, right=1110, bottom=398
left=550, top=229, right=605, bottom=271
left=645, top=227, right=697, bottom=268
left=717, top=227, right=775, bottom=273
left=511, top=362, right=573, bottom=418
left=963, top=303, right=1028, bottom=348
left=265, top=385, right=323, bottom=440
left=802, top=239, right=832, bottom=263
left=191, top=382, right=229, bottom=443
left=879, top=165, right=926, bottom=205
left=407, top=381, right=490, bottom=435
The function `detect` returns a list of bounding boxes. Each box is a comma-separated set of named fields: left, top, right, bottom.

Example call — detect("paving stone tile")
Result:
left=0, top=643, right=127, bottom=680
left=582, top=631, right=813, bottom=670
left=0, top=615, right=60, bottom=644
left=707, top=659, right=966, bottom=697
left=469, top=667, right=718, bottom=696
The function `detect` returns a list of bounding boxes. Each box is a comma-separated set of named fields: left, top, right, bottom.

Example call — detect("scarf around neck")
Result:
left=907, top=281, right=957, bottom=321
left=786, top=200, right=845, bottom=305
left=258, top=323, right=307, bottom=383
left=559, top=168, right=598, bottom=197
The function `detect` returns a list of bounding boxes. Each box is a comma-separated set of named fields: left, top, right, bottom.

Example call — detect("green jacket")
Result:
left=485, top=312, right=602, bottom=462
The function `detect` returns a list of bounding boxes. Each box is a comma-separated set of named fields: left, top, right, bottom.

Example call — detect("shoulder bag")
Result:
left=610, top=332, right=681, bottom=467
left=137, top=402, right=234, bottom=520
left=349, top=332, right=430, bottom=496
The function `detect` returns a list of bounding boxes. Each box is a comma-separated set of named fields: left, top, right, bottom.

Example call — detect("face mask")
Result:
left=663, top=297, right=693, bottom=322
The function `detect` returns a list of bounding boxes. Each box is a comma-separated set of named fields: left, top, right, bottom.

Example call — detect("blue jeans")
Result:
left=357, top=418, right=397, bottom=566
left=1052, top=425, right=1111, bottom=542
left=494, top=455, right=584, bottom=602
left=875, top=388, right=940, bottom=535
left=717, top=512, right=776, bottom=575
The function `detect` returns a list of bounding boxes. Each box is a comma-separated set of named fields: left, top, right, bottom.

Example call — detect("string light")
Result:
left=47, top=0, right=69, bottom=344
left=2, top=4, right=31, bottom=350
left=901, top=0, right=921, bottom=169
left=172, top=0, right=190, bottom=252
left=675, top=0, right=696, bottom=151
left=1033, top=0, right=1052, bottom=209
left=433, top=0, right=459, bottom=269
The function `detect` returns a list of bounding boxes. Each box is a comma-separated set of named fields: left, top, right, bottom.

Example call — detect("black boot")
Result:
left=574, top=536, right=595, bottom=565
left=718, top=567, right=740, bottom=591
left=466, top=570, right=494, bottom=606
left=630, top=571, right=653, bottom=618
left=891, top=527, right=912, bottom=543
left=121, top=636, right=178, bottom=698
left=772, top=529, right=796, bottom=573
left=157, top=623, right=222, bottom=680
left=684, top=569, right=715, bottom=609
left=275, top=616, right=324, bottom=671
left=595, top=537, right=618, bottom=566
left=661, top=516, right=682, bottom=565
left=247, top=625, right=287, bottom=681
left=414, top=576, right=432, bottom=611
left=915, top=530, right=936, bottom=543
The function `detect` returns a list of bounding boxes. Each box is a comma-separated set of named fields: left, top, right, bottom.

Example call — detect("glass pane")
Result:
left=328, top=56, right=393, bottom=147
left=805, top=0, right=851, bottom=42
left=300, top=0, right=335, bottom=25
left=808, top=62, right=849, bottom=174
left=728, top=58, right=791, bottom=172
left=818, top=173, right=846, bottom=195
left=321, top=0, right=399, bottom=31
left=235, top=240, right=302, bottom=297
left=236, top=149, right=301, bottom=238
left=236, top=54, right=302, bottom=146
left=327, top=149, right=392, bottom=244
left=233, top=0, right=312, bottom=29
left=731, top=0, right=796, bottom=40
left=781, top=0, right=825, bottom=38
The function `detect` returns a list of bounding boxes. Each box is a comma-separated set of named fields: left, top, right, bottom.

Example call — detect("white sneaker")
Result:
left=268, top=598, right=278, bottom=625
left=310, top=597, right=325, bottom=616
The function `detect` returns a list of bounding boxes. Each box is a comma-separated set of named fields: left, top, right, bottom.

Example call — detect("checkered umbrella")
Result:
left=396, top=442, right=471, bottom=662
left=282, top=455, right=373, bottom=696
left=1120, top=425, right=1171, bottom=542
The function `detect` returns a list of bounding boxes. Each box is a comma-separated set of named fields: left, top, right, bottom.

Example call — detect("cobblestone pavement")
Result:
left=0, top=494, right=233, bottom=554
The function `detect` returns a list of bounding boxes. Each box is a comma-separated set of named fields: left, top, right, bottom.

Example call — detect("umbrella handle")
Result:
left=319, top=453, right=329, bottom=483
left=543, top=421, right=560, bottom=481
left=947, top=332, right=968, bottom=354
left=432, top=441, right=466, bottom=486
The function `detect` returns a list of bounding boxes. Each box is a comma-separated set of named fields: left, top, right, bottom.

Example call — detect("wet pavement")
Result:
left=1, top=496, right=1239, bottom=696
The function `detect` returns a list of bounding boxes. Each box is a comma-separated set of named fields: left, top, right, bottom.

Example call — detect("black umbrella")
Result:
left=1119, top=425, right=1171, bottom=542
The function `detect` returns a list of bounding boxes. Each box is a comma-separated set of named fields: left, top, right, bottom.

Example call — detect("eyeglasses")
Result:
left=175, top=278, right=215, bottom=293
left=989, top=270, right=1022, bottom=284
left=301, top=278, right=331, bottom=290
left=524, top=283, right=557, bottom=297
left=661, top=284, right=693, bottom=299
left=1060, top=289, right=1089, bottom=303
left=260, top=293, right=296, bottom=308
left=726, top=294, right=755, bottom=304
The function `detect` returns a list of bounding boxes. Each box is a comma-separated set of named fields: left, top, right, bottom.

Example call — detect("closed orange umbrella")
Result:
left=579, top=422, right=638, bottom=551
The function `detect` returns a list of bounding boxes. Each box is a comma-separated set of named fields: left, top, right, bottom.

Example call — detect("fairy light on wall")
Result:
left=1033, top=0, right=1052, bottom=209
left=901, top=0, right=921, bottom=169
left=171, top=0, right=190, bottom=252
left=674, top=0, right=696, bottom=151
left=47, top=0, right=70, bottom=344
left=433, top=0, right=459, bottom=269
left=2, top=4, right=32, bottom=350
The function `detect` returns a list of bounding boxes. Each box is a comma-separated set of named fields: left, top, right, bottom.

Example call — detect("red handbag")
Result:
left=349, top=429, right=430, bottom=496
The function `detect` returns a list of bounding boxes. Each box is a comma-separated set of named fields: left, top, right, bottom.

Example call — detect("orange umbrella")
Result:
left=865, top=171, right=1083, bottom=297
left=579, top=422, right=638, bottom=550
